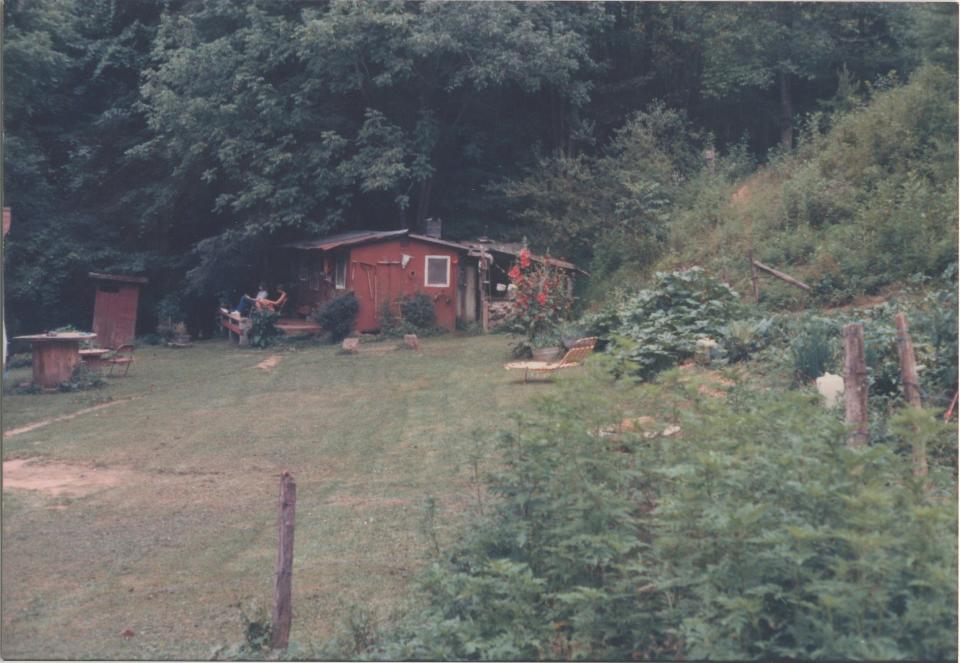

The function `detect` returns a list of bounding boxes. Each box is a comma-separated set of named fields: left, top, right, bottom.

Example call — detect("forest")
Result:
left=3, top=0, right=956, bottom=336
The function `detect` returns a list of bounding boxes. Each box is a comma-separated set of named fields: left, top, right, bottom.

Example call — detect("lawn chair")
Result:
left=106, top=344, right=135, bottom=377
left=505, top=337, right=598, bottom=382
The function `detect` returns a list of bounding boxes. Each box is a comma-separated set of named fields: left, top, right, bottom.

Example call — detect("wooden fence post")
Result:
left=748, top=249, right=760, bottom=304
left=894, top=313, right=929, bottom=479
left=842, top=323, right=869, bottom=448
left=271, top=471, right=296, bottom=650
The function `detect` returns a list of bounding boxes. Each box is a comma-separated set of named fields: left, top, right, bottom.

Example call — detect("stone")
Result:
left=695, top=337, right=719, bottom=365
left=341, top=338, right=360, bottom=353
left=403, top=334, right=419, bottom=350
left=816, top=372, right=844, bottom=408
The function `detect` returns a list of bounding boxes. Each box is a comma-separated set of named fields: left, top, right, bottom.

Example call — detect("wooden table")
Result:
left=13, top=332, right=98, bottom=389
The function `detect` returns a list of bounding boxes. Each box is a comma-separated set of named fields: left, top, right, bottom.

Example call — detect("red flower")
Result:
left=536, top=292, right=547, bottom=305
left=519, top=249, right=531, bottom=269
left=508, top=265, right=522, bottom=282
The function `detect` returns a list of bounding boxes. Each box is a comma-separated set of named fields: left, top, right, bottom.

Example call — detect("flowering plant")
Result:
left=505, top=248, right=573, bottom=357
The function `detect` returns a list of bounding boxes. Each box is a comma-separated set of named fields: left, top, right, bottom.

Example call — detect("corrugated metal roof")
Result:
left=280, top=229, right=470, bottom=253
left=461, top=240, right=583, bottom=273
left=280, top=230, right=409, bottom=251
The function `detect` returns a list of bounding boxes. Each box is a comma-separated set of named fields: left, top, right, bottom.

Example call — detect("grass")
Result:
left=1, top=334, right=563, bottom=659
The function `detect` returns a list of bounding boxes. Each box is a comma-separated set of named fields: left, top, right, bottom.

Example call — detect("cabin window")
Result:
left=425, top=255, right=450, bottom=287
left=335, top=253, right=347, bottom=289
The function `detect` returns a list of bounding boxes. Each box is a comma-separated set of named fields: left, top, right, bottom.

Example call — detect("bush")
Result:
left=607, top=268, right=744, bottom=379
left=249, top=309, right=281, bottom=348
left=400, top=294, right=436, bottom=330
left=374, top=376, right=958, bottom=661
left=788, top=315, right=840, bottom=384
left=315, top=292, right=359, bottom=342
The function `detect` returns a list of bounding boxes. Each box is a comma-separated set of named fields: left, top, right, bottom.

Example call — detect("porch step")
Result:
left=276, top=318, right=324, bottom=336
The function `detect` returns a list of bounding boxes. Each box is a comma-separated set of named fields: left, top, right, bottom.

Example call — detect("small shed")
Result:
left=278, top=230, right=467, bottom=333
left=89, top=272, right=148, bottom=348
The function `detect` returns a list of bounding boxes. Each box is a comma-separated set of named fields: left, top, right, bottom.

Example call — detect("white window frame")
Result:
left=424, top=255, right=450, bottom=288
left=335, top=253, right=348, bottom=290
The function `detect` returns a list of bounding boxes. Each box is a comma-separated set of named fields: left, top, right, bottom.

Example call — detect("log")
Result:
left=894, top=313, right=928, bottom=479
left=271, top=471, right=296, bottom=650
left=751, top=259, right=811, bottom=291
left=842, top=323, right=869, bottom=448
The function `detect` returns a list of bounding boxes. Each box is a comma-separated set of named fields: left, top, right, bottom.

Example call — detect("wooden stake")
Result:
left=752, top=259, right=811, bottom=291
left=748, top=249, right=760, bottom=303
left=894, top=313, right=929, bottom=479
left=894, top=314, right=923, bottom=408
left=842, top=323, right=869, bottom=448
left=271, top=471, right=296, bottom=650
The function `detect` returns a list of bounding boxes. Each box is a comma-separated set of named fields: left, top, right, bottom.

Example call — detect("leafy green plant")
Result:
left=788, top=315, right=839, bottom=384
left=400, top=293, right=437, bottom=330
left=374, top=374, right=958, bottom=661
left=606, top=268, right=744, bottom=379
left=248, top=309, right=281, bottom=349
left=315, top=292, right=359, bottom=342
left=58, top=362, right=106, bottom=392
left=504, top=248, right=575, bottom=358
left=722, top=317, right=774, bottom=362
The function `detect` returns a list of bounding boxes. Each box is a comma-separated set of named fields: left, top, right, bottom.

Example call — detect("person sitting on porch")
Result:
left=255, top=285, right=288, bottom=312
left=234, top=282, right=268, bottom=317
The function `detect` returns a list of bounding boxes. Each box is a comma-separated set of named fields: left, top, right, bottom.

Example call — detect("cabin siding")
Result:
left=348, top=238, right=460, bottom=332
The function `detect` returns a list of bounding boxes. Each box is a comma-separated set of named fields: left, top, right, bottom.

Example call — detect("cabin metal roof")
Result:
left=280, top=229, right=468, bottom=253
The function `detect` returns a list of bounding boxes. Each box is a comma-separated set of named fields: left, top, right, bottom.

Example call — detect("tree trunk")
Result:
left=779, top=70, right=793, bottom=150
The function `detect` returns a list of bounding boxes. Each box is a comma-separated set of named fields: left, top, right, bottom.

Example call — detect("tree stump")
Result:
left=403, top=334, right=419, bottom=350
left=341, top=338, right=360, bottom=353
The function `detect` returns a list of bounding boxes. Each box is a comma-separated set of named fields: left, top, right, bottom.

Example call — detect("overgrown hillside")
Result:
left=659, top=65, right=958, bottom=309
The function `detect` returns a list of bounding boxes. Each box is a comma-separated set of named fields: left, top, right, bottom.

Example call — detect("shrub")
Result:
left=607, top=267, right=744, bottom=379
left=248, top=309, right=281, bottom=348
left=374, top=375, right=958, bottom=661
left=788, top=316, right=840, bottom=384
left=315, top=292, right=359, bottom=342
left=400, top=293, right=436, bottom=330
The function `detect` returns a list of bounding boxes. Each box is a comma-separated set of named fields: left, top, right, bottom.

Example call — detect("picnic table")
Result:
left=13, top=331, right=97, bottom=389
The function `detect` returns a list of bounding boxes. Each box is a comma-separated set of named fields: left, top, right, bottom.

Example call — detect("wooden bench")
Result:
left=219, top=308, right=252, bottom=346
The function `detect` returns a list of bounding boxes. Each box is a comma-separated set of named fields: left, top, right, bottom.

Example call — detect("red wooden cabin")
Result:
left=278, top=230, right=468, bottom=333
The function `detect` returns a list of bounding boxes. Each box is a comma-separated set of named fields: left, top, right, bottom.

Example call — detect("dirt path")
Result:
left=4, top=396, right=141, bottom=437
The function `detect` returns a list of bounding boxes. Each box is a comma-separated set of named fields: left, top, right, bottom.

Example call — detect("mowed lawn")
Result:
left=1, top=334, right=553, bottom=659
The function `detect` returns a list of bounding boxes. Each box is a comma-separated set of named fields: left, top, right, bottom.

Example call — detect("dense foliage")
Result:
left=597, top=268, right=744, bottom=379
left=372, top=375, right=957, bottom=660
left=4, top=1, right=956, bottom=335
left=314, top=292, right=359, bottom=342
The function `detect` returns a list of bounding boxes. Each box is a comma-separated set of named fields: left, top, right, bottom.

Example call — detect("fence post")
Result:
left=894, top=313, right=929, bottom=479
left=842, top=323, right=869, bottom=448
left=271, top=471, right=296, bottom=650
left=748, top=249, right=760, bottom=304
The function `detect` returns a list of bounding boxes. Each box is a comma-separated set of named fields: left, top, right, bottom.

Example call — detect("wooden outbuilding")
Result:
left=278, top=230, right=467, bottom=333
left=89, top=272, right=148, bottom=348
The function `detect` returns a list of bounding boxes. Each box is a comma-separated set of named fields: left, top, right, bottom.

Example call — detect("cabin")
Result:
left=275, top=230, right=468, bottom=333
left=220, top=228, right=584, bottom=340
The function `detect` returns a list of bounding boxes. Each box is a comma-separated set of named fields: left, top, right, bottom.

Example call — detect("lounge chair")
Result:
left=106, top=344, right=135, bottom=377
left=505, top=337, right=598, bottom=382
